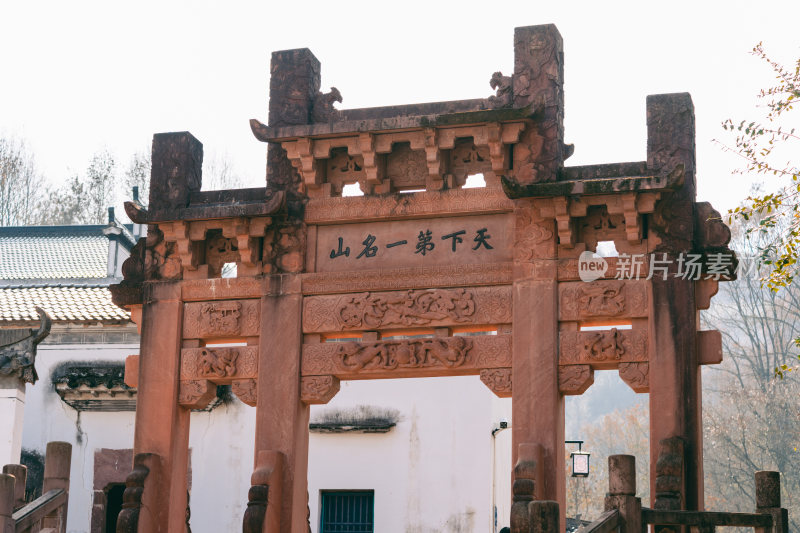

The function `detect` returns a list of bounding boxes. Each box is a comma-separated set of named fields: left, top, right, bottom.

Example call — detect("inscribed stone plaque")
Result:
left=315, top=213, right=513, bottom=273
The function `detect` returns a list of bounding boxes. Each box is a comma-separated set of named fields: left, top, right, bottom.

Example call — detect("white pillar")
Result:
left=0, top=376, right=25, bottom=466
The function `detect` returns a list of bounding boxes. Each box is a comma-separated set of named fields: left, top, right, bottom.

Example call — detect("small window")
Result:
left=320, top=490, right=374, bottom=533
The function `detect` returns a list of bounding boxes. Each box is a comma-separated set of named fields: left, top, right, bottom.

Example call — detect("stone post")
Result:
left=511, top=24, right=565, bottom=184
left=512, top=198, right=563, bottom=531
left=527, top=500, right=560, bottom=533
left=2, top=464, right=26, bottom=509
left=604, top=455, right=641, bottom=533
left=148, top=132, right=203, bottom=215
left=131, top=282, right=190, bottom=532
left=512, top=278, right=563, bottom=530
left=0, top=377, right=25, bottom=468
left=266, top=48, right=320, bottom=196
left=510, top=444, right=540, bottom=533
left=250, top=46, right=319, bottom=533
left=0, top=473, right=14, bottom=533
left=646, top=93, right=703, bottom=511
left=755, top=471, right=788, bottom=533
left=42, top=441, right=72, bottom=532
left=254, top=276, right=308, bottom=533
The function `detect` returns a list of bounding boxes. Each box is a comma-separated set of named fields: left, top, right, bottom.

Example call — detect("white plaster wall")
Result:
left=0, top=377, right=26, bottom=466
left=307, top=377, right=512, bottom=533
left=21, top=343, right=138, bottom=533
left=21, top=344, right=514, bottom=533
left=186, top=399, right=256, bottom=532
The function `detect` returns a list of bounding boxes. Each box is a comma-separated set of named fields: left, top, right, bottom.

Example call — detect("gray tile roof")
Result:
left=0, top=225, right=136, bottom=324
left=0, top=286, right=130, bottom=324
left=0, top=226, right=109, bottom=280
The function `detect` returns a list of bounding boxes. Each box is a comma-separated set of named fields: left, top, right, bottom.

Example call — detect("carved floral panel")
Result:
left=302, top=286, right=512, bottom=333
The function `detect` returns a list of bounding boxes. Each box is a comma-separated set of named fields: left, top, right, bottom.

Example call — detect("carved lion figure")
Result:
left=312, top=87, right=343, bottom=123
left=488, top=71, right=513, bottom=108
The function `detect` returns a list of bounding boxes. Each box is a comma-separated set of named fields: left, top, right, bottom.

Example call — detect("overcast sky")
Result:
left=1, top=0, right=798, bottom=214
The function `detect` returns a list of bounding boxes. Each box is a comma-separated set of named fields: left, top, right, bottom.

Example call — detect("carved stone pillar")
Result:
left=251, top=44, right=318, bottom=533
left=512, top=199, right=564, bottom=531
left=646, top=93, right=703, bottom=511
left=132, top=282, right=191, bottom=532
left=253, top=275, right=309, bottom=533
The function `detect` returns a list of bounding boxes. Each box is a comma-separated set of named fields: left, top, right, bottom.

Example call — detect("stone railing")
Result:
left=575, top=455, right=788, bottom=533
left=0, top=442, right=72, bottom=533
left=510, top=451, right=789, bottom=533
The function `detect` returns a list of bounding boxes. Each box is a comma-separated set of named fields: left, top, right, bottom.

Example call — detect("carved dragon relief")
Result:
left=302, top=287, right=512, bottom=332
left=559, top=281, right=647, bottom=321
left=200, top=348, right=238, bottom=378
left=559, top=329, right=648, bottom=365
left=303, top=335, right=511, bottom=378
left=338, top=289, right=474, bottom=329
left=181, top=347, right=257, bottom=382
left=338, top=337, right=472, bottom=372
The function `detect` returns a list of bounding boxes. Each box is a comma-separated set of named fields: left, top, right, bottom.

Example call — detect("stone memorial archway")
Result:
left=111, top=24, right=735, bottom=533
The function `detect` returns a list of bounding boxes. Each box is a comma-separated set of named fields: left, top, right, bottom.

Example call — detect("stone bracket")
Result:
left=178, top=379, right=217, bottom=410
left=300, top=376, right=340, bottom=404
left=480, top=368, right=512, bottom=397
left=232, top=379, right=257, bottom=407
